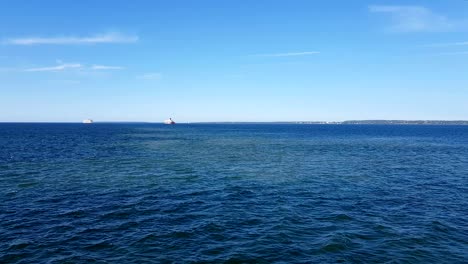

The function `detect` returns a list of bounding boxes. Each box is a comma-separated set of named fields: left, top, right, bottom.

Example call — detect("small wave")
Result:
left=83, top=240, right=116, bottom=251
left=318, top=213, right=354, bottom=221
left=17, top=182, right=39, bottom=188
left=7, top=239, right=32, bottom=250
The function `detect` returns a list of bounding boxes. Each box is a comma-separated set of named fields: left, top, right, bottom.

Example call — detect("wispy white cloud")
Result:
left=253, top=51, right=320, bottom=57
left=3, top=32, right=138, bottom=45
left=136, top=72, right=162, bottom=80
left=23, top=62, right=125, bottom=72
left=24, top=63, right=82, bottom=72
left=369, top=5, right=466, bottom=32
left=91, top=65, right=124, bottom=70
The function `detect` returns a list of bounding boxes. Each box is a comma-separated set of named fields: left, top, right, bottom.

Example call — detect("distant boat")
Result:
left=164, top=118, right=175, bottom=125
left=83, top=119, right=93, bottom=124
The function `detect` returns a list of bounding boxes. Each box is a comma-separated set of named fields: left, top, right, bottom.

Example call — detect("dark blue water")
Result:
left=1, top=124, right=467, bottom=263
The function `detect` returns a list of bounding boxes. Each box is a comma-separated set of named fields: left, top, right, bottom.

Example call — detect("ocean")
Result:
left=1, top=123, right=467, bottom=263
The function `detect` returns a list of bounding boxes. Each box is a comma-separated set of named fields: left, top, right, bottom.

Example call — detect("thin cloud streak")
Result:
left=24, top=63, right=82, bottom=72
left=4, top=32, right=138, bottom=45
left=369, top=5, right=466, bottom=32
left=23, top=63, right=125, bottom=72
left=253, top=51, right=320, bottom=57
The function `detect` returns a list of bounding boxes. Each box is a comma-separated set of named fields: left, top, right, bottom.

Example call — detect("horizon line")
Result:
left=1, top=119, right=468, bottom=124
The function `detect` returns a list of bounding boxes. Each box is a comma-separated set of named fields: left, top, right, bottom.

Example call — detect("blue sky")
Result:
left=1, top=0, right=468, bottom=122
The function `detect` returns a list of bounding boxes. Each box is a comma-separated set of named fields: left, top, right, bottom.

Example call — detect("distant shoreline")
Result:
left=191, top=120, right=468, bottom=125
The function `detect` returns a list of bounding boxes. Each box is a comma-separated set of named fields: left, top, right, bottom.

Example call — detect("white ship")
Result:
left=164, top=118, right=175, bottom=125
left=83, top=119, right=93, bottom=124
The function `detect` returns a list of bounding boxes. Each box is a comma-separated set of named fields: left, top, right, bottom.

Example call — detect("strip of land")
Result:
left=193, top=120, right=468, bottom=125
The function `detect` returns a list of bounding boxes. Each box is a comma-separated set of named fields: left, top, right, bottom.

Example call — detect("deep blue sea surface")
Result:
left=1, top=123, right=467, bottom=263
